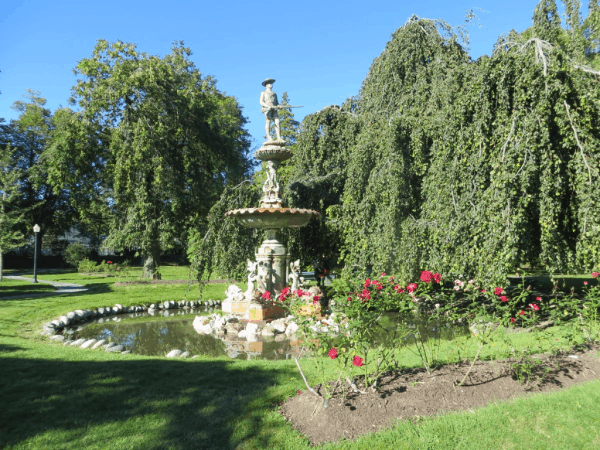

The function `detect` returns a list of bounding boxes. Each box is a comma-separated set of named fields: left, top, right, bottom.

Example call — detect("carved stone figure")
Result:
left=225, top=284, right=244, bottom=302
left=261, top=160, right=282, bottom=207
left=256, top=261, right=271, bottom=293
left=245, top=260, right=258, bottom=300
left=260, top=78, right=281, bottom=141
left=288, top=259, right=301, bottom=291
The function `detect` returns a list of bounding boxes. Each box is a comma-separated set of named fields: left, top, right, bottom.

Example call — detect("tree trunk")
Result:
left=142, top=237, right=162, bottom=280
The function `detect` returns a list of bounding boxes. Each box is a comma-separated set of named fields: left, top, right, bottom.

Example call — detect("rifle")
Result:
left=272, top=105, right=304, bottom=109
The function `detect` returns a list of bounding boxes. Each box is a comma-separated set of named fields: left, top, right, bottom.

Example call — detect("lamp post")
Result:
left=33, top=224, right=40, bottom=283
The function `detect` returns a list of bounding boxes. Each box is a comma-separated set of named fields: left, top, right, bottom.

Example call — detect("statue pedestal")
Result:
left=222, top=299, right=284, bottom=321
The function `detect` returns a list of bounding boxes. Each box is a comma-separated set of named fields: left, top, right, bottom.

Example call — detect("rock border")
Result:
left=40, top=299, right=222, bottom=356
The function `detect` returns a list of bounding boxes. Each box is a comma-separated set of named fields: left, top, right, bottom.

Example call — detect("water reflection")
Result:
left=64, top=310, right=469, bottom=360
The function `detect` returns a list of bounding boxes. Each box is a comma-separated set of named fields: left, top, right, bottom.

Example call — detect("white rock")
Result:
left=246, top=322, right=259, bottom=335
left=106, top=345, right=124, bottom=352
left=91, top=339, right=106, bottom=349
left=70, top=338, right=87, bottom=347
left=166, top=349, right=183, bottom=358
left=285, top=322, right=299, bottom=335
left=272, top=319, right=287, bottom=333
left=80, top=339, right=97, bottom=349
left=246, top=333, right=258, bottom=343
left=180, top=351, right=190, bottom=358
left=50, top=335, right=65, bottom=342
left=193, top=316, right=213, bottom=334
left=66, top=311, right=76, bottom=320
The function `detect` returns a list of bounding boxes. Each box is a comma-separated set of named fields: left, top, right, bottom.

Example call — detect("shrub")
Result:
left=65, top=243, right=91, bottom=267
left=77, top=258, right=97, bottom=274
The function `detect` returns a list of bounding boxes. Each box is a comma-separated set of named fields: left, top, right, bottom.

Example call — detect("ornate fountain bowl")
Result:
left=254, top=147, right=292, bottom=162
left=225, top=207, right=320, bottom=229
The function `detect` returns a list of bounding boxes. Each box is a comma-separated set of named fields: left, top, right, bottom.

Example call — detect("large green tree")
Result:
left=0, top=145, right=26, bottom=281
left=0, top=90, right=74, bottom=260
left=47, top=40, right=252, bottom=277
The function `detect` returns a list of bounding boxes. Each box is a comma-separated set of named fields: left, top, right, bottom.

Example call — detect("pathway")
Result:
left=1, top=275, right=88, bottom=300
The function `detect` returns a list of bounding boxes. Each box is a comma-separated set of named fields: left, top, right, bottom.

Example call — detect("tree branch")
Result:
left=563, top=101, right=593, bottom=185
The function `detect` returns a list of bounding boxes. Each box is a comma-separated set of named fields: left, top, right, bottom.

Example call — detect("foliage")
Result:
left=46, top=40, right=252, bottom=278
left=283, top=3, right=600, bottom=283
left=0, top=145, right=26, bottom=281
left=64, top=242, right=91, bottom=267
left=0, top=90, right=75, bottom=258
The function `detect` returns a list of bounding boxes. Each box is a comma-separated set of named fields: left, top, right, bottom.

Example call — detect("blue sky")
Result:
left=1, top=0, right=543, bottom=148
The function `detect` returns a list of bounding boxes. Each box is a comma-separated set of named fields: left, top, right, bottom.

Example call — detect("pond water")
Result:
left=64, top=309, right=470, bottom=360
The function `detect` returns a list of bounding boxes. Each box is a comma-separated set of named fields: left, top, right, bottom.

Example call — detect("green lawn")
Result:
left=1, top=270, right=599, bottom=449
left=0, top=279, right=58, bottom=298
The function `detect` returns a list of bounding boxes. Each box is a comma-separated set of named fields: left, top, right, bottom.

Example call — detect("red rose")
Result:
left=380, top=272, right=386, bottom=277
left=530, top=303, right=540, bottom=311
left=376, top=284, right=383, bottom=291
left=352, top=356, right=364, bottom=367
left=584, top=281, right=589, bottom=286
left=420, top=271, right=433, bottom=283
left=364, top=279, right=371, bottom=288
left=481, top=289, right=486, bottom=293
left=510, top=317, right=516, bottom=323
left=494, top=287, right=503, bottom=295
left=518, top=310, right=525, bottom=316
left=107, top=261, right=112, bottom=264
left=592, top=272, right=599, bottom=278
left=500, top=296, right=509, bottom=303
left=347, top=296, right=352, bottom=302
left=407, top=283, right=418, bottom=293
left=312, top=296, right=320, bottom=305
left=433, top=273, right=442, bottom=284
left=328, top=348, right=338, bottom=360
left=536, top=296, right=542, bottom=301
left=261, top=291, right=271, bottom=300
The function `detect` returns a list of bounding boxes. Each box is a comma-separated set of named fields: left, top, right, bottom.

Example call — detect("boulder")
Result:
left=180, top=351, right=190, bottom=358
left=166, top=349, right=183, bottom=358
left=91, top=339, right=106, bottom=349
left=40, top=328, right=55, bottom=336
left=59, top=315, right=71, bottom=326
left=121, top=350, right=132, bottom=354
left=50, top=335, right=65, bottom=342
left=271, top=319, right=287, bottom=333
left=70, top=338, right=87, bottom=347
left=285, top=322, right=299, bottom=335
left=246, top=322, right=259, bottom=335
left=106, top=345, right=124, bottom=352
left=80, top=339, right=98, bottom=349
left=66, top=311, right=76, bottom=320
left=193, top=316, right=213, bottom=334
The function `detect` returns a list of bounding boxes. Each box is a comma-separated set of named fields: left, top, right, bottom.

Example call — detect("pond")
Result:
left=63, top=310, right=470, bottom=360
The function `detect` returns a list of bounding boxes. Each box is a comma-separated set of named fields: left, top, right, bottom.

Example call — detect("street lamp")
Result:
left=33, top=224, right=40, bottom=283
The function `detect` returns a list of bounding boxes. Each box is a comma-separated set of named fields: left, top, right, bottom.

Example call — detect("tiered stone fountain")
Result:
left=222, top=79, right=320, bottom=321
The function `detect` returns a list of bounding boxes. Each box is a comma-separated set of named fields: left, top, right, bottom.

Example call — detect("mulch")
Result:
left=280, top=344, right=600, bottom=445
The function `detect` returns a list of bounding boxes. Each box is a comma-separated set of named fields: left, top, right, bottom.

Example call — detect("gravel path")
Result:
left=1, top=275, right=88, bottom=299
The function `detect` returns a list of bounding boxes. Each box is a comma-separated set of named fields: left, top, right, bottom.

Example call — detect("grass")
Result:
left=0, top=269, right=599, bottom=449
left=0, top=279, right=58, bottom=298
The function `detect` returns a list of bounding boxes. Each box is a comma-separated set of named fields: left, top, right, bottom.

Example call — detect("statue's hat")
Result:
left=261, top=78, right=276, bottom=86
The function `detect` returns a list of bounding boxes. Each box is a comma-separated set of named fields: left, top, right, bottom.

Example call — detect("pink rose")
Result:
left=352, top=356, right=364, bottom=367
left=328, top=348, right=338, bottom=360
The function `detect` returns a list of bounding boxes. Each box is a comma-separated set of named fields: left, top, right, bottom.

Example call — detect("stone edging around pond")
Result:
left=39, top=299, right=223, bottom=356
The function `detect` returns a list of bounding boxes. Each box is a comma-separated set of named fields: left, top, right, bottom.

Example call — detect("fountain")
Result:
left=222, top=79, right=320, bottom=320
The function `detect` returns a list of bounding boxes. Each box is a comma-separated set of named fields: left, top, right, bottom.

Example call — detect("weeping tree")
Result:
left=47, top=40, right=252, bottom=278
left=191, top=1, right=600, bottom=284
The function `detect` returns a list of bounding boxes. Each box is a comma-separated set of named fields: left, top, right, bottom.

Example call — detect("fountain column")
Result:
left=222, top=80, right=320, bottom=321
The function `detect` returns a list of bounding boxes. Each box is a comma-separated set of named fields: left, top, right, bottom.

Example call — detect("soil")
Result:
left=280, top=344, right=600, bottom=445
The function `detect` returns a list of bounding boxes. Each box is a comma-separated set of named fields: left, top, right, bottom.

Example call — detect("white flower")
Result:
left=468, top=280, right=474, bottom=285
left=435, top=303, right=440, bottom=309
left=453, top=286, right=461, bottom=291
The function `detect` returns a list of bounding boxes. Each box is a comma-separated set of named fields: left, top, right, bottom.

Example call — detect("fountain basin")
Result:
left=225, top=207, right=320, bottom=229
